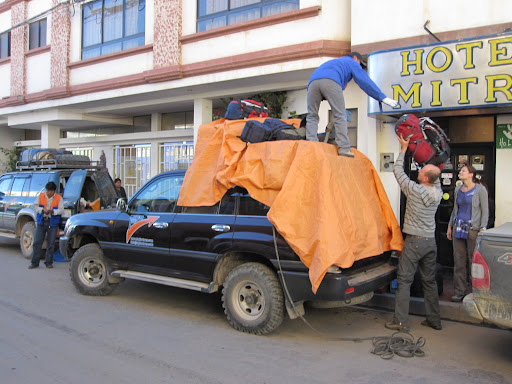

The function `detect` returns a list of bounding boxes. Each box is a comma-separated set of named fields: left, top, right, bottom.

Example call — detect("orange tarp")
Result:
left=178, top=118, right=403, bottom=292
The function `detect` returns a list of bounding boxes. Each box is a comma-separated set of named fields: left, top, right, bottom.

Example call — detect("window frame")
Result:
left=0, top=31, right=11, bottom=59
left=81, top=0, right=146, bottom=60
left=28, top=18, right=47, bottom=50
left=197, top=0, right=299, bottom=32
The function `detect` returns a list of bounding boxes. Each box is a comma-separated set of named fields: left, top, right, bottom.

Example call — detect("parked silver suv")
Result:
left=0, top=155, right=119, bottom=258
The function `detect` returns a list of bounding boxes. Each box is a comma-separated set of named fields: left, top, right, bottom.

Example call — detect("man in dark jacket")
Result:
left=306, top=52, right=398, bottom=157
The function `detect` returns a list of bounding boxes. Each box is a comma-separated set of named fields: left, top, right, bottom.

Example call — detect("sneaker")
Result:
left=421, top=320, right=442, bottom=330
left=385, top=320, right=410, bottom=332
left=338, top=149, right=355, bottom=157
left=45, top=264, right=53, bottom=269
left=28, top=264, right=39, bottom=269
left=451, top=294, right=464, bottom=302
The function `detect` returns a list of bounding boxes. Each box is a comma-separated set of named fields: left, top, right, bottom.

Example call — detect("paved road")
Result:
left=1, top=237, right=511, bottom=384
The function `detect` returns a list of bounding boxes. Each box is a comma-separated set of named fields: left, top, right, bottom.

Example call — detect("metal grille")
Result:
left=66, top=147, right=93, bottom=159
left=159, top=142, right=195, bottom=172
left=113, top=144, right=151, bottom=198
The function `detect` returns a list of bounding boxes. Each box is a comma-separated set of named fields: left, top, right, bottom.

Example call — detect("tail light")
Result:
left=472, top=249, right=490, bottom=290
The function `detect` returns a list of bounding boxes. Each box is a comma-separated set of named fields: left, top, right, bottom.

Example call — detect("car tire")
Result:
left=222, top=262, right=284, bottom=335
left=20, top=221, right=36, bottom=259
left=70, top=243, right=118, bottom=296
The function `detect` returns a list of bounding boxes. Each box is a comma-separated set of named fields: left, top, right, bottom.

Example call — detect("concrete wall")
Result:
left=351, top=0, right=512, bottom=45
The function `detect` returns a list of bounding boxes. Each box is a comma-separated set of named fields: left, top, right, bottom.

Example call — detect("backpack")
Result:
left=225, top=99, right=269, bottom=120
left=238, top=119, right=300, bottom=143
left=395, top=114, right=450, bottom=168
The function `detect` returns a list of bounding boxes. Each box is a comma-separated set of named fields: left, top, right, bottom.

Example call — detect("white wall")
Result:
left=351, top=0, right=512, bottom=46
left=26, top=51, right=51, bottom=93
left=69, top=52, right=154, bottom=85
left=495, top=114, right=512, bottom=226
left=0, top=62, right=10, bottom=98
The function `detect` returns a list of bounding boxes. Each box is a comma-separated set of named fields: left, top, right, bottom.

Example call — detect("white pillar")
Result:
left=377, top=121, right=401, bottom=222
left=150, top=113, right=162, bottom=178
left=40, top=124, right=60, bottom=148
left=151, top=112, right=162, bottom=132
left=193, top=98, right=212, bottom=145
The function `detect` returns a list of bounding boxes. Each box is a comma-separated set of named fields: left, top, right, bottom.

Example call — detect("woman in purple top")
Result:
left=447, top=164, right=489, bottom=302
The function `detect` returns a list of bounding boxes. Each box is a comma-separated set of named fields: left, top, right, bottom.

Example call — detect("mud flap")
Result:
left=285, top=299, right=305, bottom=320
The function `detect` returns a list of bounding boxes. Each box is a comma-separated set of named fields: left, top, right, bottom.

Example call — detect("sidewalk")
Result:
left=358, top=274, right=482, bottom=325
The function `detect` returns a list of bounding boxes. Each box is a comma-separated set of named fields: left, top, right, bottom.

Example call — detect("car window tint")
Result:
left=218, top=188, right=238, bottom=215
left=131, top=175, right=183, bottom=213
left=239, top=191, right=269, bottom=216
left=29, top=173, right=51, bottom=197
left=0, top=176, right=13, bottom=196
left=11, top=177, right=29, bottom=197
left=181, top=204, right=219, bottom=214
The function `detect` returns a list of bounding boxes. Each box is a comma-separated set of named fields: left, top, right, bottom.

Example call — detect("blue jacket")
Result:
left=308, top=56, right=386, bottom=102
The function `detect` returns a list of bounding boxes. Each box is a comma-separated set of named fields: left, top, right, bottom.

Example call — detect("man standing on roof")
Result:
left=306, top=52, right=398, bottom=157
left=28, top=181, right=64, bottom=269
left=385, top=134, right=443, bottom=332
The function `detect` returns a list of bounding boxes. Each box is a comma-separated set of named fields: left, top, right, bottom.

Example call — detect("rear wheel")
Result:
left=70, top=243, right=118, bottom=296
left=20, top=221, right=36, bottom=259
left=222, top=263, right=284, bottom=335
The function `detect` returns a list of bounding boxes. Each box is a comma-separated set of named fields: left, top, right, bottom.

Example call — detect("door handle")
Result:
left=152, top=222, right=168, bottom=229
left=211, top=224, right=230, bottom=232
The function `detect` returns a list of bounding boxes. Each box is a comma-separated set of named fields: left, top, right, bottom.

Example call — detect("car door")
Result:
left=171, top=191, right=236, bottom=282
left=91, top=171, right=119, bottom=208
left=3, top=175, right=31, bottom=231
left=108, top=173, right=182, bottom=272
left=0, top=175, right=14, bottom=229
left=63, top=170, right=87, bottom=213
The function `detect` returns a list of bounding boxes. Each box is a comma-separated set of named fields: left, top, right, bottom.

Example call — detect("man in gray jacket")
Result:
left=385, top=134, right=443, bottom=332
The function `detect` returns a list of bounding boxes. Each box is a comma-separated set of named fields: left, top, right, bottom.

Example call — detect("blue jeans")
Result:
left=393, top=236, right=441, bottom=326
left=305, top=79, right=350, bottom=151
left=31, top=221, right=58, bottom=266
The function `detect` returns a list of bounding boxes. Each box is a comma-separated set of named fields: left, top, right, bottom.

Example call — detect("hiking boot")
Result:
left=337, top=148, right=355, bottom=157
left=45, top=264, right=53, bottom=269
left=421, top=320, right=442, bottom=330
left=385, top=320, right=410, bottom=332
left=451, top=294, right=464, bottom=302
left=28, top=264, right=39, bottom=269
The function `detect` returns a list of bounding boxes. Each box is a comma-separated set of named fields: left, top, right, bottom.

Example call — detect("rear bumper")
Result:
left=463, top=292, right=512, bottom=329
left=278, top=262, right=396, bottom=303
left=463, top=293, right=484, bottom=322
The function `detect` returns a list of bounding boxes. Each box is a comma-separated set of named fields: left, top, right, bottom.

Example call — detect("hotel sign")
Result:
left=368, top=34, right=512, bottom=115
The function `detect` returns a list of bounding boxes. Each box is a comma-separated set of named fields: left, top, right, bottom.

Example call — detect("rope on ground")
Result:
left=371, top=332, right=426, bottom=359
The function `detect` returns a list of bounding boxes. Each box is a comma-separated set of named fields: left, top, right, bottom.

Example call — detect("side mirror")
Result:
left=116, top=198, right=128, bottom=212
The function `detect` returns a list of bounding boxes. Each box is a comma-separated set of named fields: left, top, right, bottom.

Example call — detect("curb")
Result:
left=357, top=293, right=483, bottom=325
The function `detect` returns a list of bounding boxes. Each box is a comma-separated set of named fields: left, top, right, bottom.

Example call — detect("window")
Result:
left=82, top=0, right=146, bottom=60
left=0, top=32, right=10, bottom=59
left=10, top=177, right=30, bottom=197
left=197, top=0, right=299, bottom=32
left=131, top=175, right=183, bottom=213
left=29, top=19, right=47, bottom=50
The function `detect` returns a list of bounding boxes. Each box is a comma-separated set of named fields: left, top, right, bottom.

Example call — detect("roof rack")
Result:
left=16, top=159, right=106, bottom=171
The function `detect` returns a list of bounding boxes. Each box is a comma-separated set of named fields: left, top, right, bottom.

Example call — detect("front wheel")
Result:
left=70, top=243, right=118, bottom=296
left=222, top=263, right=284, bottom=335
left=20, top=221, right=36, bottom=259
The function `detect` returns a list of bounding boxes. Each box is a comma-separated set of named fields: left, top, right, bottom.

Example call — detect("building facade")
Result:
left=0, top=0, right=511, bottom=240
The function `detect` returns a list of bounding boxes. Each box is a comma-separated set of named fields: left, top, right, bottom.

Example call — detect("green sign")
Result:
left=497, top=124, right=512, bottom=149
